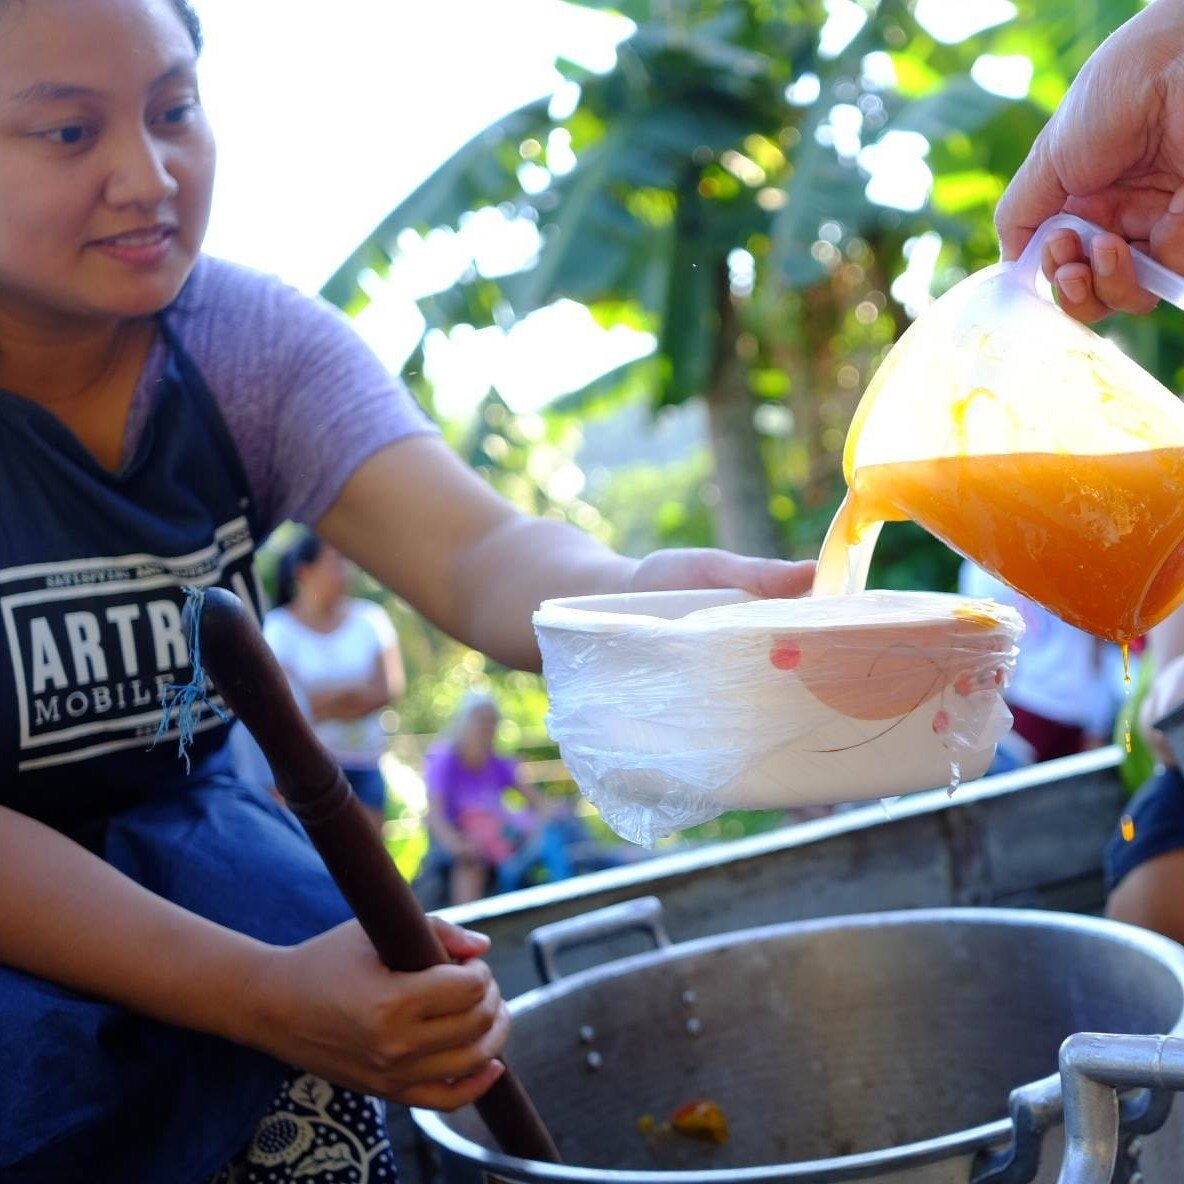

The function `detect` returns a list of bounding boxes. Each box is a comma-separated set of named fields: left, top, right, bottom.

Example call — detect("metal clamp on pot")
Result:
left=1056, top=1033, right=1184, bottom=1183
left=972, top=1067, right=1171, bottom=1184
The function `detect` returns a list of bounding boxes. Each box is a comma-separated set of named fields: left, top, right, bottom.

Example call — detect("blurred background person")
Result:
left=959, top=560, right=1128, bottom=771
left=1106, top=607, right=1184, bottom=945
left=265, top=532, right=405, bottom=832
left=424, top=693, right=571, bottom=905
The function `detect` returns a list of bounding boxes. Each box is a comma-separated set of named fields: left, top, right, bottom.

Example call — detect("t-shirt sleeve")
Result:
left=356, top=599, right=398, bottom=650
left=423, top=746, right=450, bottom=802
left=262, top=610, right=296, bottom=666
left=177, top=257, right=439, bottom=534
left=263, top=284, right=438, bottom=528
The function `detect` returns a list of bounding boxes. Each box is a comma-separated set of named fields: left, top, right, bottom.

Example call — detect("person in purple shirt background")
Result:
left=425, top=693, right=573, bottom=905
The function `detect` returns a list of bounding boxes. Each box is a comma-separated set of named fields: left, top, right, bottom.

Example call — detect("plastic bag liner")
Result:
left=534, top=589, right=1024, bottom=845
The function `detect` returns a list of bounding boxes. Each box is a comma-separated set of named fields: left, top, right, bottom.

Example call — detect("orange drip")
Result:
left=817, top=450, right=1184, bottom=642
left=1123, top=642, right=1133, bottom=753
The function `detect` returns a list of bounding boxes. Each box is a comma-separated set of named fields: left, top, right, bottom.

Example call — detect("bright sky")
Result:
left=195, top=0, right=1029, bottom=420
left=195, top=0, right=656, bottom=419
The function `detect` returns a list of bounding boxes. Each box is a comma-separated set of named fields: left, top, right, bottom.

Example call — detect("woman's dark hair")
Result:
left=274, top=532, right=323, bottom=608
left=171, top=0, right=203, bottom=53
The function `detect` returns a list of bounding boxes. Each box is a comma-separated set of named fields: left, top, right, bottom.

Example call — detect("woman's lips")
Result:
left=90, top=226, right=178, bottom=267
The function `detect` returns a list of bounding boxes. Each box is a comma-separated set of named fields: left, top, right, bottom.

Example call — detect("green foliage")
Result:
left=586, top=448, right=718, bottom=555
left=324, top=0, right=1128, bottom=569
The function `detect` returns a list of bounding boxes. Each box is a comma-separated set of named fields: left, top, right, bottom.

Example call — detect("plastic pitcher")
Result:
left=814, top=214, right=1184, bottom=643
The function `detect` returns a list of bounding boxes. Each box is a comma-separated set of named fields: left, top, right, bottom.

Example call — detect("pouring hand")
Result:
left=995, top=0, right=1184, bottom=286
left=249, top=919, right=510, bottom=1110
left=1033, top=193, right=1184, bottom=322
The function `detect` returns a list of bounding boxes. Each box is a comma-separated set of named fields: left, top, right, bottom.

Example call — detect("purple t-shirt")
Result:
left=424, top=744, right=523, bottom=827
left=122, top=253, right=437, bottom=535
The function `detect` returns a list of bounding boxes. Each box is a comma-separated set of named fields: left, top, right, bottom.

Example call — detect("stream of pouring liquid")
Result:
left=813, top=450, right=1184, bottom=647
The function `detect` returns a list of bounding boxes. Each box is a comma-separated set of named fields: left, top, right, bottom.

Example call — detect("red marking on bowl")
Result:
left=931, top=709, right=951, bottom=734
left=770, top=642, right=802, bottom=671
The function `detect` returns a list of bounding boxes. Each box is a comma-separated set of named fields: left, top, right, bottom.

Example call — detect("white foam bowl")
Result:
left=533, top=588, right=1022, bottom=840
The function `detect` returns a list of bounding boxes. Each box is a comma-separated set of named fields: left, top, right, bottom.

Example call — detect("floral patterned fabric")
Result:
left=209, top=1071, right=398, bottom=1183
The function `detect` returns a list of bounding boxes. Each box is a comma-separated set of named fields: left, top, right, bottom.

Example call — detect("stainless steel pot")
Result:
left=413, top=899, right=1184, bottom=1184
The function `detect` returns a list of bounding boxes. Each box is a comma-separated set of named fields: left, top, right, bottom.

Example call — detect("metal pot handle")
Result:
left=1057, top=1033, right=1184, bottom=1184
left=971, top=1073, right=1064, bottom=1184
left=530, top=896, right=671, bottom=984
left=971, top=1061, right=1171, bottom=1184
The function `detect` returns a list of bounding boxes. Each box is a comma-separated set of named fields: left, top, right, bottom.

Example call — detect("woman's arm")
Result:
left=424, top=777, right=480, bottom=859
left=0, top=804, right=506, bottom=1108
left=383, top=636, right=406, bottom=700
left=306, top=650, right=396, bottom=723
left=0, top=803, right=272, bottom=1042
left=318, top=436, right=814, bottom=671
left=512, top=775, right=551, bottom=817
left=303, top=610, right=405, bottom=723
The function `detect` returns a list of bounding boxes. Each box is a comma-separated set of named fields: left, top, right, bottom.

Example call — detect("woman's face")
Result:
left=0, top=0, right=214, bottom=328
left=462, top=705, right=500, bottom=754
left=299, top=545, right=350, bottom=607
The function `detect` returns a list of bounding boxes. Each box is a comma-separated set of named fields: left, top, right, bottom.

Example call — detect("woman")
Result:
left=265, top=533, right=405, bottom=833
left=0, top=1, right=812, bottom=1178
left=425, top=694, right=565, bottom=905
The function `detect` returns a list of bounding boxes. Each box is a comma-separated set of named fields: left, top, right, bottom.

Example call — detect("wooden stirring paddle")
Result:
left=182, top=586, right=561, bottom=1164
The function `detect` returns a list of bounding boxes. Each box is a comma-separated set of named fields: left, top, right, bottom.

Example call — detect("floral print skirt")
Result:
left=209, top=1071, right=399, bottom=1183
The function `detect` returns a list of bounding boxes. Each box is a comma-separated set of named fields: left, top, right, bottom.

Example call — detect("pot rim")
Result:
left=412, top=907, right=1184, bottom=1182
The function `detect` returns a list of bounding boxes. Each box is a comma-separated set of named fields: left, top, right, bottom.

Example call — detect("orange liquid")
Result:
left=818, top=450, right=1184, bottom=642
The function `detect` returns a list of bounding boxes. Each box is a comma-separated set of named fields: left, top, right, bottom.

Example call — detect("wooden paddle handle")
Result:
left=186, top=587, right=561, bottom=1163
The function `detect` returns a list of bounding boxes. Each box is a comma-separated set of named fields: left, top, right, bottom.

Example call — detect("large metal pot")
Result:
left=414, top=900, right=1184, bottom=1184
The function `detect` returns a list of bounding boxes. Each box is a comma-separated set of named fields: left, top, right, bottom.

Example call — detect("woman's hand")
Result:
left=995, top=0, right=1184, bottom=318
left=997, top=0, right=1184, bottom=264
left=248, top=917, right=510, bottom=1110
left=630, top=548, right=815, bottom=599
left=450, top=837, right=485, bottom=861
left=1031, top=190, right=1184, bottom=323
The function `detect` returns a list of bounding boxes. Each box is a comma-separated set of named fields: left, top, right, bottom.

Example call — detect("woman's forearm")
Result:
left=318, top=440, right=638, bottom=673
left=426, top=806, right=472, bottom=855
left=309, top=684, right=388, bottom=722
left=0, top=805, right=272, bottom=1048
left=457, top=515, right=636, bottom=671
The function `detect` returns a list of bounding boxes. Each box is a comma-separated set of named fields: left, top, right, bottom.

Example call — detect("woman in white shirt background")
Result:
left=264, top=532, right=406, bottom=831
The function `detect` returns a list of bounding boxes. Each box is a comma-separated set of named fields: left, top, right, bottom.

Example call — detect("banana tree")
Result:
left=323, top=0, right=1141, bottom=560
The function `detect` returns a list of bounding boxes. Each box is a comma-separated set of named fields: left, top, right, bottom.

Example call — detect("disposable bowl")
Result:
left=533, top=588, right=1023, bottom=843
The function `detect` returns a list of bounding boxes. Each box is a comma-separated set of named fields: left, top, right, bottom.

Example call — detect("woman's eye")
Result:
left=43, top=124, right=95, bottom=146
left=158, top=103, right=196, bottom=127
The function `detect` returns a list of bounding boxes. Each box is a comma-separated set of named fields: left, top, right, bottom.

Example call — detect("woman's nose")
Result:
left=103, top=129, right=179, bottom=209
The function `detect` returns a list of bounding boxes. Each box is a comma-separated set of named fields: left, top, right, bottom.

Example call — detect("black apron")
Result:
left=0, top=320, right=353, bottom=1182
